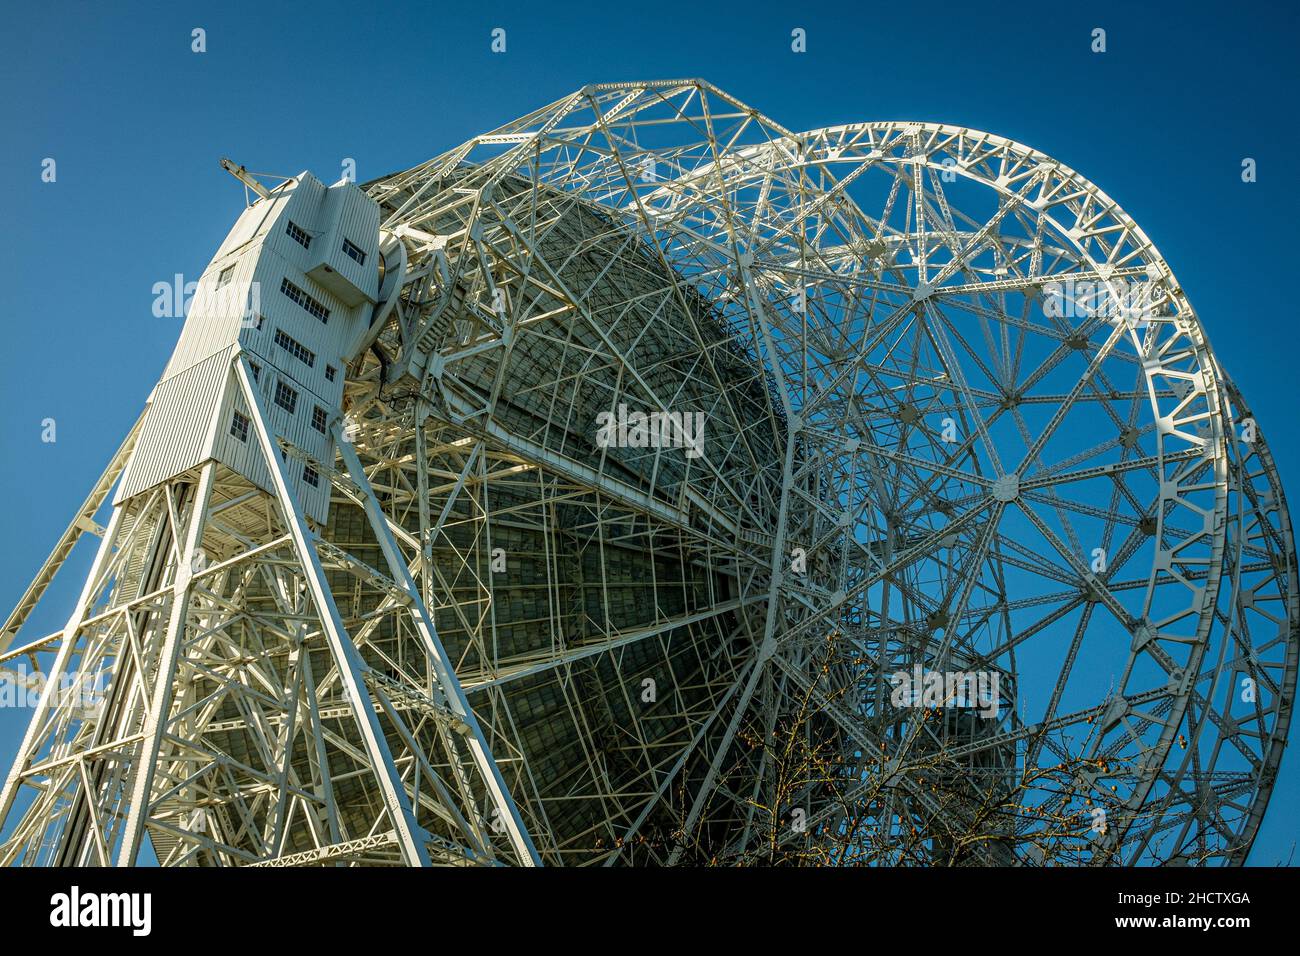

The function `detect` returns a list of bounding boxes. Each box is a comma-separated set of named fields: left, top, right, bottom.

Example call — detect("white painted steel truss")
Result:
left=0, top=80, right=1293, bottom=866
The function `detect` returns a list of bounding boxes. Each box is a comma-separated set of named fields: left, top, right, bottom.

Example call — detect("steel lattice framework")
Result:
left=0, top=80, right=1293, bottom=866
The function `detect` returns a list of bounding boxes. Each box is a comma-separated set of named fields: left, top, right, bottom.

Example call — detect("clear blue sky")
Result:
left=0, top=0, right=1295, bottom=863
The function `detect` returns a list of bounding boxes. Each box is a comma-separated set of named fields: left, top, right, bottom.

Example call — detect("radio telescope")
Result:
left=0, top=80, right=1292, bottom=866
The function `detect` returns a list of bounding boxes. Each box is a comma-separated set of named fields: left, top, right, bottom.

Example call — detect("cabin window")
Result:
left=280, top=277, right=329, bottom=323
left=274, top=381, right=298, bottom=415
left=285, top=220, right=311, bottom=249
left=341, top=238, right=366, bottom=266
left=274, top=328, right=316, bottom=367
left=229, top=411, right=250, bottom=442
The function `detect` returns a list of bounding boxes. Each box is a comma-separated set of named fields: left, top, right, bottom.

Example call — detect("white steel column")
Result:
left=234, top=355, right=433, bottom=866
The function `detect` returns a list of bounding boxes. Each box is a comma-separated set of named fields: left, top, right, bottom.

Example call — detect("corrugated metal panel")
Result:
left=244, top=249, right=352, bottom=411
left=264, top=367, right=334, bottom=526
left=303, top=183, right=379, bottom=307
left=163, top=255, right=257, bottom=377
left=203, top=364, right=334, bottom=526
left=117, top=346, right=234, bottom=502
left=212, top=181, right=296, bottom=262
left=209, top=369, right=269, bottom=500
left=266, top=175, right=326, bottom=268
left=329, top=185, right=380, bottom=300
